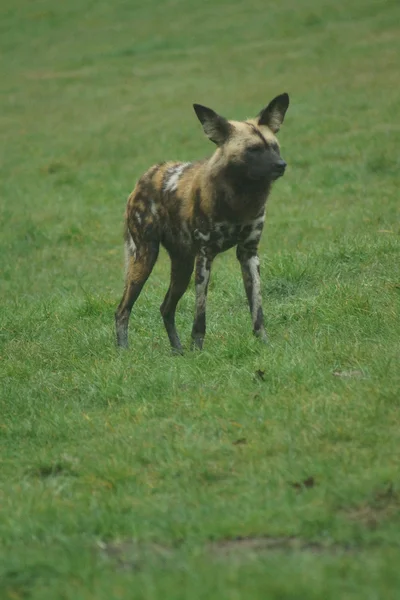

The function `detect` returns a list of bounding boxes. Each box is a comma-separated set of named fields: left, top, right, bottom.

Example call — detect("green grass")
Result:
left=1, top=0, right=400, bottom=597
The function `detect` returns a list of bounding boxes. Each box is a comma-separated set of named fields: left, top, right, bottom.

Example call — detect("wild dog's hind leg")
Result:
left=236, top=245, right=268, bottom=343
left=191, top=252, right=213, bottom=350
left=160, top=254, right=195, bottom=354
left=115, top=237, right=159, bottom=348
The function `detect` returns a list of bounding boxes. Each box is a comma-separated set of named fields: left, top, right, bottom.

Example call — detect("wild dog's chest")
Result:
left=193, top=217, right=264, bottom=253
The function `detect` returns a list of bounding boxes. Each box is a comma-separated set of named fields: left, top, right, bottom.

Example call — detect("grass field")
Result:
left=1, top=0, right=400, bottom=597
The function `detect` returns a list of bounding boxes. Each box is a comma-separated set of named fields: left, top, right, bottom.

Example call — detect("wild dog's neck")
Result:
left=203, top=153, right=271, bottom=222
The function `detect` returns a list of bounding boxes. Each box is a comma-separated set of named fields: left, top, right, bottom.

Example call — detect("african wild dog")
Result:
left=115, top=93, right=290, bottom=353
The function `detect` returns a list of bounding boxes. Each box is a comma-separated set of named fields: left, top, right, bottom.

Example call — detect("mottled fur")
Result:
left=115, top=93, right=290, bottom=352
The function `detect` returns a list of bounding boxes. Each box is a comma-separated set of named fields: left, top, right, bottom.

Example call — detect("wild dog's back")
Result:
left=125, top=159, right=206, bottom=255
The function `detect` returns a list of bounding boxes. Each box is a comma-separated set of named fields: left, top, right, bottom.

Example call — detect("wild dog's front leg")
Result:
left=160, top=254, right=195, bottom=354
left=191, top=251, right=213, bottom=350
left=236, top=245, right=268, bottom=343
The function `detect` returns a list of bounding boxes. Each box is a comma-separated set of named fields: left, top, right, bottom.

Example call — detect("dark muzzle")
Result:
left=272, top=159, right=287, bottom=179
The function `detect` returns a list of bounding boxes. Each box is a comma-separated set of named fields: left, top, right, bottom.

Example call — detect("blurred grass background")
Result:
left=1, top=0, right=399, bottom=598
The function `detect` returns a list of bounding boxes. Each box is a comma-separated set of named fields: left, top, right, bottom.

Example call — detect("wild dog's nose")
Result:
left=272, top=159, right=287, bottom=179
left=277, top=159, right=287, bottom=170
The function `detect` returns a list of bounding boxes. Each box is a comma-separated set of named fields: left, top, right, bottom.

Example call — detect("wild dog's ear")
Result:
left=257, top=93, right=289, bottom=133
left=193, top=104, right=232, bottom=145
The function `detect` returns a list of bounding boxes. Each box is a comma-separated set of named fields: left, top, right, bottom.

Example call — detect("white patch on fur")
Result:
left=127, top=232, right=136, bottom=255
left=247, top=255, right=261, bottom=321
left=253, top=215, right=265, bottom=227
left=135, top=212, right=142, bottom=224
left=164, top=163, right=191, bottom=192
left=124, top=242, right=130, bottom=274
left=244, top=227, right=262, bottom=244
left=196, top=259, right=210, bottom=313
left=195, top=230, right=210, bottom=242
left=124, top=233, right=137, bottom=275
left=210, top=222, right=241, bottom=250
left=150, top=200, right=158, bottom=216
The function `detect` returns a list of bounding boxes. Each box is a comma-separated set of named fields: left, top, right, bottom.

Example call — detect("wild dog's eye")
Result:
left=271, top=143, right=280, bottom=154
left=248, top=145, right=264, bottom=154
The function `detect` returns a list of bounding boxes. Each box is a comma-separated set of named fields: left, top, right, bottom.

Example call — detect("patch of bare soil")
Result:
left=344, top=483, right=400, bottom=529
left=332, top=369, right=365, bottom=378
left=97, top=540, right=173, bottom=571
left=208, top=536, right=351, bottom=557
left=97, top=535, right=353, bottom=571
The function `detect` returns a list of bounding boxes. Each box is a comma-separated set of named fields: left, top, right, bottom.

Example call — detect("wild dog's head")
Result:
left=193, top=94, right=289, bottom=184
